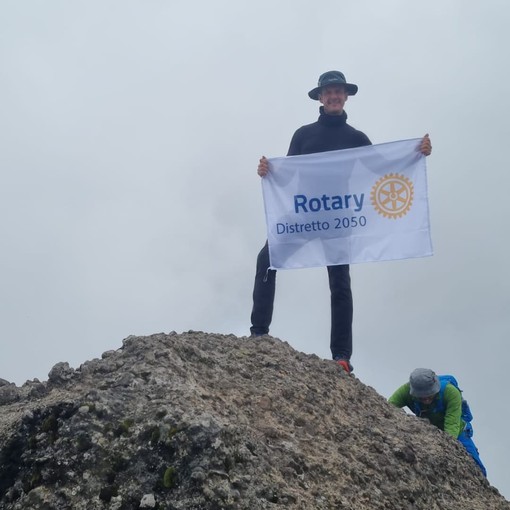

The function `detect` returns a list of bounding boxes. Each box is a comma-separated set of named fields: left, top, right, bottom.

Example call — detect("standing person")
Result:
left=249, top=70, right=432, bottom=373
left=389, top=368, right=487, bottom=476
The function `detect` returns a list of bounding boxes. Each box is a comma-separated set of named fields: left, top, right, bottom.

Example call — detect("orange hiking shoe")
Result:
left=335, top=358, right=353, bottom=374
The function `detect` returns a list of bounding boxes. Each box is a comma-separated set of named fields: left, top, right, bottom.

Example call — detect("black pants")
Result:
left=250, top=242, right=353, bottom=360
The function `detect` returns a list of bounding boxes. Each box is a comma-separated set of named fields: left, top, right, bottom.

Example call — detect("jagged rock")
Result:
left=0, top=383, right=19, bottom=405
left=47, top=362, right=75, bottom=384
left=0, top=331, right=508, bottom=510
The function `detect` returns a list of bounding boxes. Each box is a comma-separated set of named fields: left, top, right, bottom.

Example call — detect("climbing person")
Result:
left=388, top=368, right=487, bottom=476
left=249, top=70, right=432, bottom=373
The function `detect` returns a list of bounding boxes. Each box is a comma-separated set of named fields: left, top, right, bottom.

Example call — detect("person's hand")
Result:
left=257, top=156, right=269, bottom=177
left=419, top=134, right=432, bottom=156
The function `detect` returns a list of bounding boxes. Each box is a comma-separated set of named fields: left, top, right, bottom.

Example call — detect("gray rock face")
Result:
left=0, top=331, right=508, bottom=510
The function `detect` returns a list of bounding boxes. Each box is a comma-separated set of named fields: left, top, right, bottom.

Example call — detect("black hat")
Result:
left=308, top=70, right=358, bottom=100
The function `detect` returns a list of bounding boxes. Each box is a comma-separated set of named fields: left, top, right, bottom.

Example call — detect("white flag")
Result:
left=261, top=138, right=433, bottom=270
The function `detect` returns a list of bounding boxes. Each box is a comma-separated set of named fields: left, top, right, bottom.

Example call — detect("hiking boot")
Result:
left=335, top=358, right=353, bottom=374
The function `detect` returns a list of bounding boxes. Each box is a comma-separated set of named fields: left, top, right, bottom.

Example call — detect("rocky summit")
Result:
left=0, top=332, right=508, bottom=510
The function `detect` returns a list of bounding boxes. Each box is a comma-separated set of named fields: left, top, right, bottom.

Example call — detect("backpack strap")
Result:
left=433, top=376, right=451, bottom=414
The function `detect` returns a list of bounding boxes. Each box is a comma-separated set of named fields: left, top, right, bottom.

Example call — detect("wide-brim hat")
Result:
left=409, top=368, right=440, bottom=398
left=308, top=70, right=358, bottom=100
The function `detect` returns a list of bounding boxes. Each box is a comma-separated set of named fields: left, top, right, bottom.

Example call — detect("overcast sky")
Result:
left=1, top=0, right=509, bottom=498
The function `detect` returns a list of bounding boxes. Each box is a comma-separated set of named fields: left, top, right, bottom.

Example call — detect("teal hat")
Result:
left=308, top=70, right=358, bottom=100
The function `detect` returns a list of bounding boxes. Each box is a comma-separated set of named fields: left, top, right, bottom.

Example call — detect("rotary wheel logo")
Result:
left=370, top=173, right=414, bottom=219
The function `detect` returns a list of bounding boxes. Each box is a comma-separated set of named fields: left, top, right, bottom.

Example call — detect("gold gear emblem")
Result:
left=370, top=173, right=414, bottom=219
